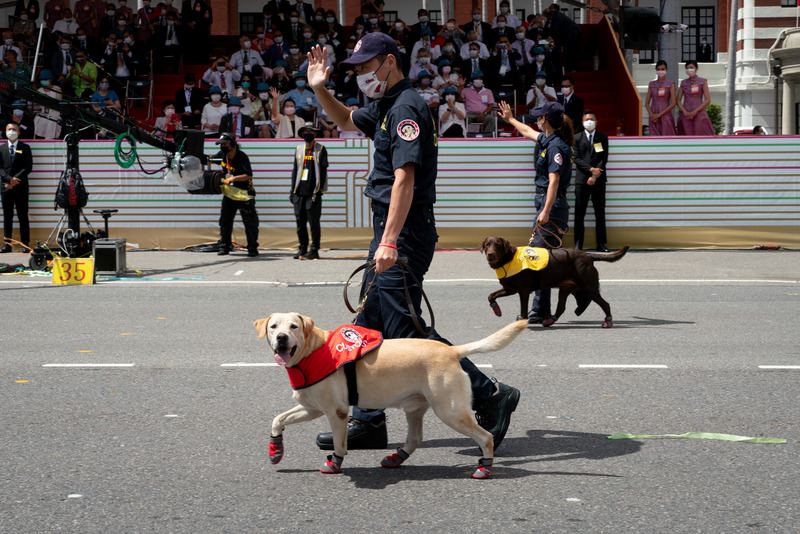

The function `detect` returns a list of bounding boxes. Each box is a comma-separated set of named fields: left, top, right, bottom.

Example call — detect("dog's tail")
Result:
left=583, top=245, right=630, bottom=262
left=454, top=319, right=527, bottom=359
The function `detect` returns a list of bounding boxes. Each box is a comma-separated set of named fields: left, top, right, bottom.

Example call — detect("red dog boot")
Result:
left=320, top=453, right=344, bottom=474
left=472, top=457, right=493, bottom=479
left=269, top=435, right=284, bottom=464
left=490, top=301, right=502, bottom=317
left=381, top=447, right=410, bottom=468
left=602, top=318, right=613, bottom=328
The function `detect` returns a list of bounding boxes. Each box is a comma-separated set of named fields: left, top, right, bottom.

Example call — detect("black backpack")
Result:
left=54, top=168, right=89, bottom=210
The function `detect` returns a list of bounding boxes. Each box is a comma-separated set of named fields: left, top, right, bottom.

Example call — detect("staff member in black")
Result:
left=499, top=100, right=574, bottom=327
left=214, top=133, right=259, bottom=257
left=1, top=123, right=33, bottom=253
left=572, top=109, right=609, bottom=252
left=306, top=33, right=520, bottom=466
left=290, top=121, right=327, bottom=260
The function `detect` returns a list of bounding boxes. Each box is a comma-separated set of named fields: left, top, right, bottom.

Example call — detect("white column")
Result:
left=338, top=0, right=345, bottom=26
left=783, top=79, right=796, bottom=135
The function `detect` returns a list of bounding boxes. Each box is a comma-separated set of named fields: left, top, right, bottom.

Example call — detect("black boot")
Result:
left=292, top=248, right=307, bottom=259
left=316, top=414, right=388, bottom=450
left=474, top=379, right=520, bottom=451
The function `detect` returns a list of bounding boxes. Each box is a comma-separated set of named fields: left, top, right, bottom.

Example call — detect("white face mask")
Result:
left=535, top=78, right=546, bottom=86
left=686, top=68, right=696, bottom=76
left=446, top=94, right=455, bottom=102
left=211, top=94, right=222, bottom=102
left=318, top=37, right=327, bottom=45
left=242, top=41, right=251, bottom=49
left=469, top=49, right=479, bottom=58
left=472, top=14, right=481, bottom=21
left=472, top=79, right=483, bottom=89
left=656, top=70, right=666, bottom=78
left=6, top=130, right=19, bottom=141
left=284, top=106, right=295, bottom=115
left=535, top=54, right=545, bottom=62
left=61, top=43, right=70, bottom=51
left=497, top=22, right=506, bottom=29
left=561, top=87, right=572, bottom=96
left=357, top=70, right=387, bottom=99
left=419, top=57, right=429, bottom=64
left=516, top=32, right=525, bottom=40
left=229, top=106, right=240, bottom=114
left=303, top=32, right=312, bottom=39
left=274, top=36, right=283, bottom=44
left=583, top=119, right=596, bottom=132
left=395, top=23, right=403, bottom=30
left=327, top=88, right=335, bottom=95
left=259, top=92, right=269, bottom=100
left=500, top=7, right=509, bottom=13
left=442, top=66, right=451, bottom=75
left=419, top=16, right=428, bottom=23
left=165, top=108, right=175, bottom=116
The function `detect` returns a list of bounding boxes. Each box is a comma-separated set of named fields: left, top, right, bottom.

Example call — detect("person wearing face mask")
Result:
left=285, top=41, right=305, bottom=75
left=491, top=0, right=521, bottom=30
left=283, top=0, right=312, bottom=26
left=697, top=37, right=713, bottom=63
left=8, top=102, right=34, bottom=139
left=68, top=50, right=97, bottom=98
left=463, top=9, right=491, bottom=45
left=231, top=34, right=265, bottom=75
left=50, top=35, right=76, bottom=91
left=90, top=76, right=121, bottom=128
left=44, top=0, right=67, bottom=31
left=432, top=59, right=458, bottom=94
left=202, top=56, right=240, bottom=96
left=52, top=8, right=80, bottom=35
left=677, top=61, right=714, bottom=135
left=488, top=15, right=514, bottom=50
left=251, top=82, right=274, bottom=138
left=528, top=45, right=557, bottom=87
left=410, top=27, right=441, bottom=67
left=98, top=5, right=119, bottom=40
left=136, top=0, right=157, bottom=43
left=282, top=9, right=302, bottom=42
left=572, top=110, right=610, bottom=252
left=73, top=0, right=96, bottom=38
left=33, top=70, right=63, bottom=139
left=218, top=96, right=256, bottom=139
left=414, top=70, right=440, bottom=112
left=0, top=32, right=22, bottom=64
left=180, top=0, right=212, bottom=64
left=409, top=48, right=438, bottom=83
left=0, top=123, right=33, bottom=253
left=526, top=70, right=557, bottom=116
left=462, top=70, right=496, bottom=135
left=174, top=72, right=205, bottom=129
left=409, top=8, right=439, bottom=44
left=438, top=85, right=466, bottom=137
left=437, top=18, right=466, bottom=51
left=154, top=11, right=183, bottom=73
left=645, top=60, right=677, bottom=136
left=462, top=42, right=488, bottom=81
left=487, top=36, right=520, bottom=91
left=557, top=76, right=584, bottom=133
left=314, top=32, right=336, bottom=65
left=388, top=19, right=412, bottom=50
left=233, top=75, right=256, bottom=116
left=271, top=88, right=304, bottom=139
left=511, top=25, right=536, bottom=82
left=284, top=71, right=317, bottom=120
left=307, top=34, right=520, bottom=467
left=116, top=0, right=134, bottom=23
left=0, top=49, right=31, bottom=82
left=289, top=122, right=327, bottom=260
left=213, top=132, right=259, bottom=257
left=297, top=24, right=318, bottom=55
left=267, top=32, right=289, bottom=63
left=201, top=85, right=227, bottom=132
left=437, top=38, right=463, bottom=72
left=269, top=59, right=292, bottom=94
left=459, top=29, right=490, bottom=62
left=497, top=100, right=575, bottom=326
left=316, top=80, right=339, bottom=138
left=153, top=99, right=183, bottom=139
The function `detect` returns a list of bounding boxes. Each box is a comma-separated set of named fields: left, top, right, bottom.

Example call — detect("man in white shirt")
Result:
left=511, top=25, right=535, bottom=79
left=203, top=56, right=241, bottom=95
left=491, top=1, right=521, bottom=29
left=459, top=30, right=490, bottom=60
left=408, top=48, right=438, bottom=83
left=525, top=70, right=557, bottom=116
left=52, top=8, right=80, bottom=35
left=230, top=34, right=265, bottom=75
left=0, top=32, right=22, bottom=63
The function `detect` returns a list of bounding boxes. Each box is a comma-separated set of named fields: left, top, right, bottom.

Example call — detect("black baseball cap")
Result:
left=341, top=32, right=400, bottom=65
left=529, top=101, right=564, bottom=123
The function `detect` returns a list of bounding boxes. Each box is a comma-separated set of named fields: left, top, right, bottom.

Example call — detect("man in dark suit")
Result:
left=218, top=97, right=256, bottom=138
left=154, top=10, right=184, bottom=74
left=486, top=35, right=520, bottom=91
left=572, top=109, right=609, bottom=252
left=557, top=75, right=584, bottom=132
left=408, top=8, right=439, bottom=44
left=462, top=8, right=492, bottom=46
left=697, top=38, right=713, bottom=62
left=1, top=123, right=33, bottom=252
left=462, top=42, right=489, bottom=81
left=174, top=72, right=206, bottom=129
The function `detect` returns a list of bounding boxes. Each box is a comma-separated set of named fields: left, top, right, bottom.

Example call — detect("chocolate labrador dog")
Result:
left=480, top=236, right=629, bottom=328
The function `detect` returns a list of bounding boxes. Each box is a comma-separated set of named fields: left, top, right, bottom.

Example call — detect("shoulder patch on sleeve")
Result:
left=554, top=152, right=563, bottom=165
left=397, top=119, right=420, bottom=141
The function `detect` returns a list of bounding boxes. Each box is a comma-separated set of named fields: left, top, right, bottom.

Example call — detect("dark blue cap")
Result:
left=529, top=101, right=564, bottom=123
left=341, top=32, right=400, bottom=65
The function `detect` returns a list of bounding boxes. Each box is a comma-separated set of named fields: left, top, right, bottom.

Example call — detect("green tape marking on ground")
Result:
left=607, top=432, right=786, bottom=444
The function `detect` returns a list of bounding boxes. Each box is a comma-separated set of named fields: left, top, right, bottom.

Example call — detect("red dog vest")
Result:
left=286, top=325, right=383, bottom=389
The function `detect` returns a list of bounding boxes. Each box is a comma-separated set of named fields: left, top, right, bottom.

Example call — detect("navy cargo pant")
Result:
left=219, top=196, right=259, bottom=251
left=530, top=192, right=570, bottom=318
left=352, top=201, right=496, bottom=423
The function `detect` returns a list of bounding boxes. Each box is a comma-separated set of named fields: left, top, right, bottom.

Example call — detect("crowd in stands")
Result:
left=1, top=0, right=583, bottom=140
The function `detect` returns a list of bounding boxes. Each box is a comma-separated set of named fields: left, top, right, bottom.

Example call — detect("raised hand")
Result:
left=497, top=100, right=514, bottom=122
left=305, top=44, right=330, bottom=91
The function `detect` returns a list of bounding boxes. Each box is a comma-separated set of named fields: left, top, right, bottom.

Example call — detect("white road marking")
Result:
left=758, top=365, right=800, bottom=370
left=220, top=363, right=278, bottom=367
left=234, top=270, right=244, bottom=276
left=475, top=364, right=493, bottom=368
left=43, top=363, right=135, bottom=368
left=579, top=364, right=668, bottom=369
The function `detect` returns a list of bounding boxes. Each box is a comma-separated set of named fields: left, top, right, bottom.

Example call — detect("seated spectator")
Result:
left=117, top=0, right=134, bottom=24
left=203, top=57, right=240, bottom=97
left=410, top=27, right=440, bottom=66
left=53, top=8, right=79, bottom=35
left=98, top=5, right=118, bottom=40
left=154, top=99, right=182, bottom=139
left=317, top=80, right=339, bottom=138
left=409, top=48, right=437, bottom=84
left=50, top=34, right=75, bottom=91
left=362, top=8, right=388, bottom=34
left=285, top=42, right=305, bottom=75
left=283, top=9, right=303, bottom=43
left=99, top=34, right=134, bottom=95
left=462, top=70, right=495, bottom=135
left=121, top=30, right=148, bottom=76
left=438, top=39, right=463, bottom=72
left=218, top=96, right=256, bottom=138
left=438, top=86, right=466, bottom=138
left=409, top=8, right=439, bottom=43
left=174, top=72, right=205, bottom=130
left=487, top=35, right=521, bottom=91
left=438, top=19, right=466, bottom=51
left=34, top=70, right=63, bottom=139
left=8, top=101, right=35, bottom=139
left=73, top=27, right=100, bottom=61
left=1, top=48, right=32, bottom=81
left=230, top=34, right=265, bottom=76
left=296, top=25, right=316, bottom=55
left=269, top=60, right=293, bottom=94
left=389, top=19, right=412, bottom=50
left=512, top=26, right=536, bottom=83
left=462, top=41, right=489, bottom=81
left=154, top=10, right=183, bottom=73
left=526, top=70, right=557, bottom=115
left=69, top=49, right=97, bottom=99
left=338, top=98, right=365, bottom=138
left=252, top=25, right=273, bottom=59
left=460, top=30, right=490, bottom=60
left=316, top=32, right=337, bottom=65
left=251, top=82, right=274, bottom=138
left=310, top=7, right=327, bottom=35
left=284, top=71, right=317, bottom=120
left=432, top=59, right=459, bottom=95
left=1, top=32, right=23, bottom=62
left=201, top=85, right=227, bottom=132
left=232, top=72, right=256, bottom=116
left=266, top=31, right=289, bottom=66
left=271, top=88, right=304, bottom=139
left=488, top=15, right=515, bottom=49
left=415, top=70, right=440, bottom=112
left=463, top=9, right=491, bottom=46
left=90, top=76, right=121, bottom=135
left=530, top=45, right=560, bottom=87
left=492, top=1, right=521, bottom=29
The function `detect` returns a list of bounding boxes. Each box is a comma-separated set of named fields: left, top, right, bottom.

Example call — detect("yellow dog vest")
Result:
left=494, top=247, right=550, bottom=279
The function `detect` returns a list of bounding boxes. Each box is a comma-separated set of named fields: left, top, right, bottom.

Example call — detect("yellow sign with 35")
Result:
left=52, top=258, right=95, bottom=285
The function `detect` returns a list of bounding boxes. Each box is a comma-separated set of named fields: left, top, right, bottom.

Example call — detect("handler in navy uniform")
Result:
left=306, top=32, right=520, bottom=453
left=499, top=100, right=576, bottom=327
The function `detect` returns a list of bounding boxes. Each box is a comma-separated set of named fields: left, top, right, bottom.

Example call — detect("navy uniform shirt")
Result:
left=534, top=131, right=573, bottom=194
left=214, top=148, right=255, bottom=195
left=351, top=77, right=438, bottom=206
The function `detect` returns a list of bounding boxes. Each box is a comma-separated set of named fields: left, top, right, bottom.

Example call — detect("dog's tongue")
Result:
left=273, top=347, right=293, bottom=366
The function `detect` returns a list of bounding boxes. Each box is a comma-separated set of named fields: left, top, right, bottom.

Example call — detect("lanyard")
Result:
left=302, top=145, right=314, bottom=169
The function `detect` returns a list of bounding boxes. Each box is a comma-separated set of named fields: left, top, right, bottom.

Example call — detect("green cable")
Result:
left=115, top=132, right=137, bottom=169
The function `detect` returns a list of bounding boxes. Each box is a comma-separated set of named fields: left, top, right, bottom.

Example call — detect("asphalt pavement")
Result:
left=1, top=247, right=798, bottom=533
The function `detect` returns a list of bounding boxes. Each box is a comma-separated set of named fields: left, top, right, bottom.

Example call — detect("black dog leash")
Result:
left=343, top=256, right=435, bottom=337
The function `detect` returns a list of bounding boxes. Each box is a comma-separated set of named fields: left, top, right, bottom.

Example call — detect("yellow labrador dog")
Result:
left=255, top=313, right=527, bottom=479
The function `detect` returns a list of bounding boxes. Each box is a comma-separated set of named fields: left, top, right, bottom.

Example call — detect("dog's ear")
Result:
left=502, top=237, right=516, bottom=257
left=254, top=314, right=273, bottom=339
left=297, top=314, right=315, bottom=337
left=479, top=237, right=491, bottom=254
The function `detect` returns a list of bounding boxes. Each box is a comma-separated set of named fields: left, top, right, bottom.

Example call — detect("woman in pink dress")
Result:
left=677, top=60, right=714, bottom=135
left=645, top=60, right=677, bottom=135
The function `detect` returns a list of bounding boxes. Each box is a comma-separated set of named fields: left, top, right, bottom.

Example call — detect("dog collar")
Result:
left=495, top=247, right=550, bottom=279
left=286, top=325, right=383, bottom=389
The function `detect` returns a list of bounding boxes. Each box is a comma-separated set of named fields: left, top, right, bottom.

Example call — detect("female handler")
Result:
left=498, top=100, right=575, bottom=327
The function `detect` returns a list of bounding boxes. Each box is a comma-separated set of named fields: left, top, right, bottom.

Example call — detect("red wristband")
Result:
left=379, top=243, right=398, bottom=250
